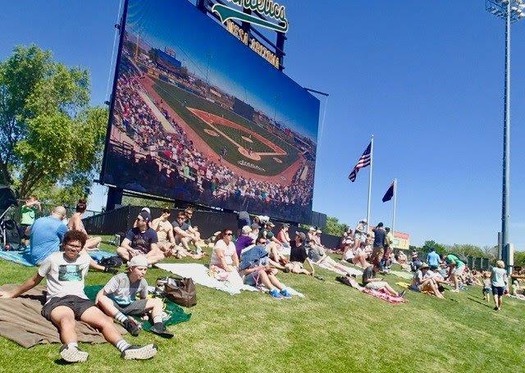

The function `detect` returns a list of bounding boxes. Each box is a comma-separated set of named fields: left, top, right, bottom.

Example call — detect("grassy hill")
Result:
left=0, top=240, right=523, bottom=372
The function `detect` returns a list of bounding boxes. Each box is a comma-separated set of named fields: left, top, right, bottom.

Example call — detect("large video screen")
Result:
left=101, top=0, right=320, bottom=223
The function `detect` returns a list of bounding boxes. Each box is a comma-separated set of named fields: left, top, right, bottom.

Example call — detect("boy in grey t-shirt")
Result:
left=96, top=255, right=173, bottom=338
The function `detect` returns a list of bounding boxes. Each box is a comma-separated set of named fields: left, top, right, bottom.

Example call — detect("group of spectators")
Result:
left=4, top=201, right=517, bottom=363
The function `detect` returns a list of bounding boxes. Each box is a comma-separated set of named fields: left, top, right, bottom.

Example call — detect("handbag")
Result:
left=164, top=276, right=197, bottom=307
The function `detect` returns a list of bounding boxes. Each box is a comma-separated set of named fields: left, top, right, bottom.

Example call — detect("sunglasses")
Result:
left=258, top=241, right=267, bottom=244
left=225, top=233, right=233, bottom=236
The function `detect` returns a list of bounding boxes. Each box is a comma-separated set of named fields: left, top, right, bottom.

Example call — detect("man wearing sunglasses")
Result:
left=117, top=211, right=164, bottom=265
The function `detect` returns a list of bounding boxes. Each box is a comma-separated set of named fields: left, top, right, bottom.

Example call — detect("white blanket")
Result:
left=155, top=263, right=304, bottom=297
left=314, top=261, right=363, bottom=277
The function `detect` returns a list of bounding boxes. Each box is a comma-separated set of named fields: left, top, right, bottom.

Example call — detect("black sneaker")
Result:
left=149, top=322, right=174, bottom=339
left=59, top=344, right=89, bottom=363
left=122, top=318, right=141, bottom=336
left=121, top=344, right=158, bottom=360
left=399, top=290, right=406, bottom=298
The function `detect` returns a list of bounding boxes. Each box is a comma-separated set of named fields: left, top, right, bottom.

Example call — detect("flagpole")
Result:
left=392, top=178, right=397, bottom=235
left=366, top=136, right=374, bottom=231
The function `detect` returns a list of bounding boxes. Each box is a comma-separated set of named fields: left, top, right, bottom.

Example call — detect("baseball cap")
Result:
left=138, top=211, right=151, bottom=222
left=295, top=232, right=306, bottom=241
left=128, top=255, right=148, bottom=268
left=251, top=223, right=260, bottom=230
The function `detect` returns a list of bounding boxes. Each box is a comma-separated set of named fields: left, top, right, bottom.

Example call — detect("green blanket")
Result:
left=84, top=285, right=191, bottom=332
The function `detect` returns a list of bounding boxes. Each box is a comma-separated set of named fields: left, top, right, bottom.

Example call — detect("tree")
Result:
left=324, top=216, right=347, bottom=236
left=0, top=45, right=107, bottom=200
left=421, top=240, right=447, bottom=255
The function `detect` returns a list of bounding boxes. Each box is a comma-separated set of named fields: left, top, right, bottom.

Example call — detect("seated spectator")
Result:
left=410, top=263, right=444, bottom=298
left=265, top=232, right=288, bottom=270
left=96, top=255, right=173, bottom=338
left=362, top=264, right=404, bottom=297
left=410, top=252, right=423, bottom=272
left=210, top=229, right=239, bottom=273
left=235, top=225, right=255, bottom=258
left=117, top=211, right=165, bottom=265
left=248, top=223, right=260, bottom=241
left=172, top=212, right=203, bottom=259
left=239, top=243, right=292, bottom=299
left=151, top=209, right=177, bottom=257
left=396, top=250, right=408, bottom=265
left=276, top=223, right=291, bottom=249
left=350, top=241, right=370, bottom=268
left=0, top=230, right=157, bottom=363
left=25, top=206, right=68, bottom=265
left=68, top=199, right=102, bottom=251
left=183, top=207, right=205, bottom=253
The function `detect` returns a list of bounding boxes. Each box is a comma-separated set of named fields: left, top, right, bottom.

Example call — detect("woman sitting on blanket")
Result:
left=209, top=229, right=240, bottom=281
left=307, top=239, right=359, bottom=277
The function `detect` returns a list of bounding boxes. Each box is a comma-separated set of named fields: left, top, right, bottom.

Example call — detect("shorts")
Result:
left=366, top=281, right=388, bottom=291
left=492, top=286, right=505, bottom=297
left=41, top=295, right=94, bottom=321
left=483, top=287, right=491, bottom=295
left=452, top=266, right=464, bottom=276
left=429, top=265, right=439, bottom=271
left=18, top=224, right=31, bottom=239
left=113, top=299, right=149, bottom=316
left=244, top=270, right=262, bottom=286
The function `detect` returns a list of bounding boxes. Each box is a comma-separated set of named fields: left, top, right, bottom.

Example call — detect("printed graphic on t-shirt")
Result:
left=58, top=264, right=82, bottom=281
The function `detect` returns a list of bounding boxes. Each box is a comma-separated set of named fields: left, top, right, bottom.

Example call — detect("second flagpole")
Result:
left=366, top=135, right=374, bottom=231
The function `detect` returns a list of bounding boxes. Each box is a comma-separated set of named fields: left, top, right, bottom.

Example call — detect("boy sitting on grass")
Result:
left=0, top=230, right=157, bottom=363
left=96, top=255, right=173, bottom=338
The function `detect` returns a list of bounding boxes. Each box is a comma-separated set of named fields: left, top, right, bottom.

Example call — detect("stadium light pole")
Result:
left=486, top=0, right=525, bottom=274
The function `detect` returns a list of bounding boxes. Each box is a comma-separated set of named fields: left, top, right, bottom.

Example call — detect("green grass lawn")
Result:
left=0, top=239, right=523, bottom=372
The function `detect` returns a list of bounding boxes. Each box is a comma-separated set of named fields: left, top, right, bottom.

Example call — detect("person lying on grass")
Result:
left=362, top=264, right=405, bottom=298
left=239, top=239, right=292, bottom=299
left=0, top=230, right=157, bottom=363
left=307, top=239, right=360, bottom=277
left=96, top=255, right=173, bottom=339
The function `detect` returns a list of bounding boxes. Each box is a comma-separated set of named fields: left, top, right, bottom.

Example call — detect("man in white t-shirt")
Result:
left=0, top=230, right=158, bottom=363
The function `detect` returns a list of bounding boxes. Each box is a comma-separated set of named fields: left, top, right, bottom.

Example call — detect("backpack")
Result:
left=98, top=255, right=123, bottom=268
left=239, top=245, right=268, bottom=271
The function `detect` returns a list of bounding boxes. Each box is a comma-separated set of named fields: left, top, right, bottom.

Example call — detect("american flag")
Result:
left=348, top=142, right=371, bottom=182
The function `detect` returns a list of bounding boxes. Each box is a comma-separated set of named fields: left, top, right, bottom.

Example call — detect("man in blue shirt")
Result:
left=25, top=206, right=68, bottom=265
left=426, top=248, right=441, bottom=270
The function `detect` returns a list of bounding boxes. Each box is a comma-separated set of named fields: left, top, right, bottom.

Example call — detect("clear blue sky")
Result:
left=2, top=1, right=525, bottom=250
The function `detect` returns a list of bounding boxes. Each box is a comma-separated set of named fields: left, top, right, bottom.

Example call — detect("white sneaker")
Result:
left=59, top=345, right=89, bottom=363
left=121, top=344, right=158, bottom=360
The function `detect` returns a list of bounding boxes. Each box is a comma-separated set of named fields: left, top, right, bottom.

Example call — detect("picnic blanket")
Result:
left=362, top=288, right=406, bottom=304
left=155, top=263, right=304, bottom=297
left=0, top=284, right=121, bottom=348
left=0, top=251, right=34, bottom=267
left=0, top=250, right=116, bottom=268
left=84, top=285, right=191, bottom=331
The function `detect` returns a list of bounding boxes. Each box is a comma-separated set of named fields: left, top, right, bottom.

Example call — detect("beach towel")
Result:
left=362, top=288, right=406, bottom=304
left=0, top=284, right=122, bottom=348
left=0, top=251, right=34, bottom=267
left=155, top=263, right=304, bottom=297
left=396, top=281, right=411, bottom=289
left=88, top=250, right=117, bottom=262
